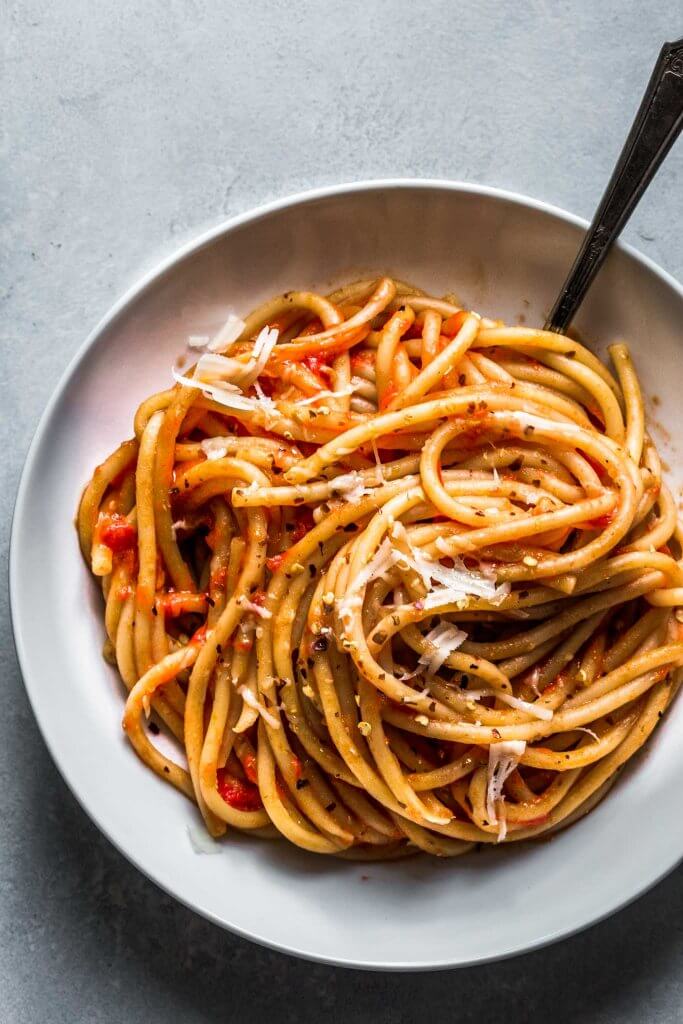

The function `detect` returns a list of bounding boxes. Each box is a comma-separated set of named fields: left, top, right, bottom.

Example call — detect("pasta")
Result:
left=77, top=276, right=683, bottom=857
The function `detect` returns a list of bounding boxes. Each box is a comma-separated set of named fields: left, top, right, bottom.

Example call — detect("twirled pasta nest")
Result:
left=78, top=276, right=683, bottom=858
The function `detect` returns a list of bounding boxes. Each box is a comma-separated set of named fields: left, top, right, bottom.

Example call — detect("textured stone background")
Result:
left=2, top=2, right=682, bottom=1021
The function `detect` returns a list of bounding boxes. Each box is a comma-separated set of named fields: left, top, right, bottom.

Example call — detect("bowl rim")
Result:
left=9, top=178, right=683, bottom=971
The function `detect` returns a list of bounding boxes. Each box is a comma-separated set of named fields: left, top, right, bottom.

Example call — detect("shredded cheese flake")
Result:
left=465, top=688, right=554, bottom=722
left=172, top=327, right=279, bottom=408
left=330, top=471, right=374, bottom=503
left=486, top=740, right=526, bottom=841
left=200, top=437, right=229, bottom=461
left=495, top=410, right=584, bottom=438
left=239, top=597, right=272, bottom=619
left=207, top=313, right=246, bottom=352
left=337, top=529, right=510, bottom=640
left=418, top=623, right=467, bottom=675
left=253, top=379, right=277, bottom=421
left=238, top=686, right=280, bottom=728
left=171, top=518, right=191, bottom=538
left=390, top=523, right=510, bottom=608
left=172, top=368, right=261, bottom=411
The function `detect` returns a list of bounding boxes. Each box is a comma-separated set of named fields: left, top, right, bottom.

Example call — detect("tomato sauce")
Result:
left=441, top=311, right=468, bottom=338
left=158, top=591, right=208, bottom=617
left=379, top=381, right=398, bottom=411
left=100, top=513, right=137, bottom=553
left=290, top=754, right=302, bottom=781
left=238, top=750, right=259, bottom=784
left=302, top=353, right=333, bottom=381
left=216, top=768, right=263, bottom=811
left=266, top=551, right=288, bottom=573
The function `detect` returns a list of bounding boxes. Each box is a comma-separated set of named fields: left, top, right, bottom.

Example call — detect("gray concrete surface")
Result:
left=2, top=2, right=683, bottom=1021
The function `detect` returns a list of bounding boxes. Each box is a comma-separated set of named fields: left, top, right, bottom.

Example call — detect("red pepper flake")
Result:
left=291, top=508, right=314, bottom=544
left=216, top=768, right=263, bottom=811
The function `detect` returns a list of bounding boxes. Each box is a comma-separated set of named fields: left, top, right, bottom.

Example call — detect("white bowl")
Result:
left=10, top=180, right=683, bottom=970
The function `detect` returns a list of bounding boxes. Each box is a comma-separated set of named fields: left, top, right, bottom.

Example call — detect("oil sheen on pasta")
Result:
left=77, top=276, right=683, bottom=857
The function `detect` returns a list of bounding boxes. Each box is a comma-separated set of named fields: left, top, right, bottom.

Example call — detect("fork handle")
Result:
left=545, top=37, right=683, bottom=333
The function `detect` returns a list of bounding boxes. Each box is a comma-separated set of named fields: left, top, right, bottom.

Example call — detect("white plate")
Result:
left=10, top=181, right=683, bottom=970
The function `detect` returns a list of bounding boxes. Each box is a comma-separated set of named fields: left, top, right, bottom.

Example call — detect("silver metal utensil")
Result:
left=546, top=37, right=683, bottom=333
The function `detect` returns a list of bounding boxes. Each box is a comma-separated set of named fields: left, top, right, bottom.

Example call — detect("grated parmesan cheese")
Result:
left=337, top=529, right=510, bottom=636
left=238, top=686, right=280, bottom=728
left=252, top=379, right=277, bottom=422
left=200, top=437, right=229, bottom=461
left=248, top=326, right=278, bottom=382
left=239, top=597, right=272, bottom=620
left=418, top=622, right=467, bottom=675
left=207, top=313, right=246, bottom=352
left=171, top=518, right=191, bottom=538
left=330, top=471, right=374, bottom=503
left=486, top=740, right=526, bottom=841
left=195, top=351, right=243, bottom=381
left=173, top=368, right=259, bottom=409
left=390, top=524, right=510, bottom=608
left=173, top=326, right=279, bottom=404
left=336, top=541, right=397, bottom=629
left=493, top=410, right=584, bottom=438
left=466, top=688, right=554, bottom=722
